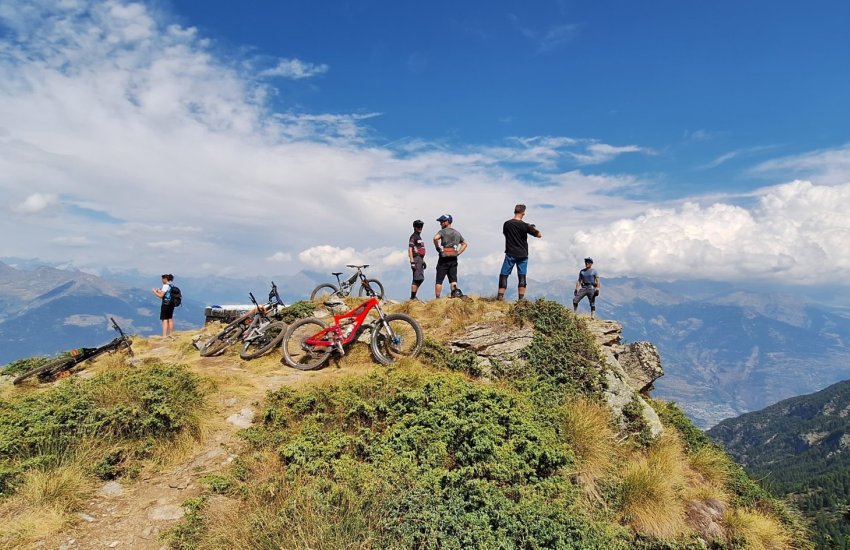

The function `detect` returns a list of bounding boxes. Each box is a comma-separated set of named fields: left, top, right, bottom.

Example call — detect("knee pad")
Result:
left=498, top=274, right=509, bottom=289
left=518, top=275, right=527, bottom=288
left=413, top=278, right=424, bottom=286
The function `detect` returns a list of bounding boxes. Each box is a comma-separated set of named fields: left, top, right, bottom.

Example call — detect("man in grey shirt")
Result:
left=432, top=214, right=468, bottom=298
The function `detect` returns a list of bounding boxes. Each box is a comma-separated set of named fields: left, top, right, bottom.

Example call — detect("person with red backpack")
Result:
left=408, top=219, right=427, bottom=300
left=433, top=214, right=468, bottom=298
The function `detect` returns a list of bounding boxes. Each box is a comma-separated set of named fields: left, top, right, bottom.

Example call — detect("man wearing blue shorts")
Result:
left=497, top=204, right=542, bottom=301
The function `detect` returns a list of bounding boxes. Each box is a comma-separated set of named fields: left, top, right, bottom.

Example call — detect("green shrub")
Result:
left=0, top=363, right=206, bottom=495
left=185, top=368, right=628, bottom=548
left=421, top=338, right=482, bottom=377
left=2, top=355, right=54, bottom=376
left=276, top=300, right=315, bottom=324
left=510, top=299, right=606, bottom=396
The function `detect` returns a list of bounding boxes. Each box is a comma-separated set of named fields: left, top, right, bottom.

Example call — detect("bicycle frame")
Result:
left=305, top=297, right=385, bottom=352
left=330, top=265, right=374, bottom=297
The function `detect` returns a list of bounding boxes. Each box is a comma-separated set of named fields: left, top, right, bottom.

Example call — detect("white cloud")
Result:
left=751, top=144, right=850, bottom=185
left=266, top=251, right=292, bottom=263
left=1, top=1, right=847, bottom=287
left=259, top=58, right=328, bottom=79
left=11, top=193, right=58, bottom=214
left=573, top=180, right=850, bottom=282
left=299, top=245, right=362, bottom=270
left=147, top=240, right=182, bottom=248
left=51, top=236, right=92, bottom=247
left=571, top=143, right=647, bottom=165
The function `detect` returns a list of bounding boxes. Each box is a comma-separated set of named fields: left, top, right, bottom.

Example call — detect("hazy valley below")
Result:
left=2, top=259, right=849, bottom=429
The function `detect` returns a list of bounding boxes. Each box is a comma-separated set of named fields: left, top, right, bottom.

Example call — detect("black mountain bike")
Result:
left=309, top=264, right=385, bottom=301
left=13, top=317, right=134, bottom=385
left=200, top=282, right=288, bottom=359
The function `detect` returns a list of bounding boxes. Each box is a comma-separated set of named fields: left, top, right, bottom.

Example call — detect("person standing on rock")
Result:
left=433, top=214, right=468, bottom=298
left=497, top=203, right=542, bottom=301
left=152, top=273, right=175, bottom=338
left=573, top=258, right=600, bottom=319
left=408, top=219, right=427, bottom=300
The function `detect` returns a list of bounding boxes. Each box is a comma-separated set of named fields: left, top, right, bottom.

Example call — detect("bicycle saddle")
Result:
left=332, top=272, right=343, bottom=276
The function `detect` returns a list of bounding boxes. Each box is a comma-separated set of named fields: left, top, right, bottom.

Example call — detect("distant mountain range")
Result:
left=0, top=261, right=205, bottom=364
left=707, top=380, right=850, bottom=549
left=3, top=259, right=850, bottom=432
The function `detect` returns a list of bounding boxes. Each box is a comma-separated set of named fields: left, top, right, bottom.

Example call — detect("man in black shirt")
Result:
left=498, top=204, right=542, bottom=300
left=408, top=219, right=426, bottom=300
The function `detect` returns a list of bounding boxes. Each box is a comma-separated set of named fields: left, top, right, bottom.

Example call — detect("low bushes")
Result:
left=0, top=363, right=206, bottom=496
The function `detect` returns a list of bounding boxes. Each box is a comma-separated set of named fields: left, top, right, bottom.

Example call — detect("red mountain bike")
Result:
left=281, top=296, right=422, bottom=370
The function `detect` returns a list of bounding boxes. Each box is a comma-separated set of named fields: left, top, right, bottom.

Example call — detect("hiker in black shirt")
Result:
left=497, top=204, right=542, bottom=300
left=408, top=219, right=426, bottom=300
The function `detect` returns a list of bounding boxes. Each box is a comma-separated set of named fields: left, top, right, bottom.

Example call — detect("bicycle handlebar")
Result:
left=345, top=264, right=369, bottom=269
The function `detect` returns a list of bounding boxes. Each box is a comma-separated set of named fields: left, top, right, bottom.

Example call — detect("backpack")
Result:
left=167, top=285, right=182, bottom=307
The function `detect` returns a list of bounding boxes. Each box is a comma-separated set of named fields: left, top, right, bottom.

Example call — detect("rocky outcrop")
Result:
left=615, top=341, right=664, bottom=394
left=447, top=316, right=666, bottom=439
left=588, top=319, right=664, bottom=437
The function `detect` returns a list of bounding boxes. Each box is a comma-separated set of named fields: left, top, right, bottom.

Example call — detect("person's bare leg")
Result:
left=167, top=319, right=174, bottom=337
left=161, top=320, right=168, bottom=338
left=435, top=283, right=442, bottom=298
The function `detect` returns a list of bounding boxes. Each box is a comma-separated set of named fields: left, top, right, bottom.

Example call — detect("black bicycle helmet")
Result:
left=413, top=219, right=424, bottom=228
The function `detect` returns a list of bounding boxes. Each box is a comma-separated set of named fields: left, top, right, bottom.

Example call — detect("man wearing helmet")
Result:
left=433, top=214, right=468, bottom=298
left=573, top=257, right=600, bottom=319
left=408, top=219, right=427, bottom=300
left=497, top=203, right=542, bottom=301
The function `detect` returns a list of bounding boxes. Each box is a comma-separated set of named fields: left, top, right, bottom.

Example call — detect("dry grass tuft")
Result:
left=619, top=434, right=688, bottom=539
left=724, top=508, right=792, bottom=549
left=559, top=398, right=616, bottom=499
left=0, top=462, right=92, bottom=547
left=687, top=445, right=732, bottom=489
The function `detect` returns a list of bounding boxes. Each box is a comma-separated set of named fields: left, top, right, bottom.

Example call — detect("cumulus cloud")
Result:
left=11, top=193, right=58, bottom=214
left=259, top=58, right=329, bottom=79
left=573, top=180, right=850, bottom=281
left=266, top=251, right=292, bottom=263
left=1, top=1, right=848, bottom=287
left=299, top=245, right=363, bottom=270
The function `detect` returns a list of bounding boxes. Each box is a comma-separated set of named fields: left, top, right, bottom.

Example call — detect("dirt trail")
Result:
left=40, top=333, right=375, bottom=550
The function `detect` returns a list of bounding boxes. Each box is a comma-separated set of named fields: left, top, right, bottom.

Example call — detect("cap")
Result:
left=584, top=257, right=593, bottom=264
left=413, top=219, right=424, bottom=228
left=436, top=214, right=453, bottom=224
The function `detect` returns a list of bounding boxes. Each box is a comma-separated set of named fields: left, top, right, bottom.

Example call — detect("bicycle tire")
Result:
left=309, top=283, right=340, bottom=301
left=240, top=320, right=288, bottom=360
left=200, top=323, right=245, bottom=357
left=358, top=278, right=385, bottom=299
left=13, top=357, right=76, bottom=385
left=370, top=313, right=423, bottom=366
left=281, top=318, right=332, bottom=370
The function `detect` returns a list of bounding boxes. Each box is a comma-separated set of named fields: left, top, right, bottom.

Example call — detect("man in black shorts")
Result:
left=152, top=273, right=175, bottom=338
left=408, top=219, right=426, bottom=300
left=432, top=214, right=468, bottom=298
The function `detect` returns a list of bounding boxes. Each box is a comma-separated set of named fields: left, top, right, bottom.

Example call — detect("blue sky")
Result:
left=1, top=0, right=849, bottom=285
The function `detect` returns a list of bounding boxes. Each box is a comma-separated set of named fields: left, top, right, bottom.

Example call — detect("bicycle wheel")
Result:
left=13, top=357, right=76, bottom=385
left=240, top=320, right=288, bottom=360
left=281, top=318, right=332, bottom=370
left=358, top=278, right=385, bottom=299
left=200, top=323, right=245, bottom=357
left=370, top=313, right=423, bottom=365
left=309, top=283, right=339, bottom=301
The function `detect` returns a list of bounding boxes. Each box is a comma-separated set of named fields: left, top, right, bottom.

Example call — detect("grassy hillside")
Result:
left=0, top=298, right=810, bottom=549
left=708, top=380, right=850, bottom=549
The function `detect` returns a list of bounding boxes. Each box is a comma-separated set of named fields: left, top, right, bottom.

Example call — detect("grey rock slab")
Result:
left=147, top=503, right=185, bottom=521
left=99, top=481, right=123, bottom=496
left=226, top=407, right=255, bottom=428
